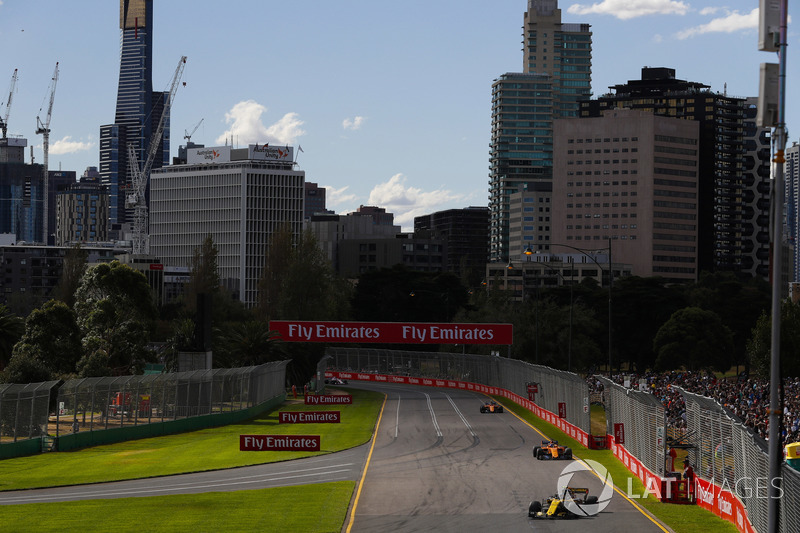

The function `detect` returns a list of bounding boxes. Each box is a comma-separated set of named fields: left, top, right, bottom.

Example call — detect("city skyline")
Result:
left=0, top=0, right=796, bottom=230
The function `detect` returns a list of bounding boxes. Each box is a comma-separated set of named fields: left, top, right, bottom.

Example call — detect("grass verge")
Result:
left=0, top=388, right=382, bottom=491
left=0, top=481, right=354, bottom=533
left=495, top=396, right=739, bottom=533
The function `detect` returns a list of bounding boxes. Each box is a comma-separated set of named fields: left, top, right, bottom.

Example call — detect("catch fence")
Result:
left=0, top=381, right=60, bottom=444
left=325, top=347, right=590, bottom=435
left=597, top=375, right=665, bottom=477
left=54, top=361, right=289, bottom=438
left=678, top=387, right=800, bottom=533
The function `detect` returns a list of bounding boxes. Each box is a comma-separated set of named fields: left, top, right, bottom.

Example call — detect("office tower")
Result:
left=55, top=173, right=110, bottom=246
left=0, top=137, right=43, bottom=242
left=580, top=68, right=755, bottom=277
left=99, top=0, right=169, bottom=226
left=414, top=207, right=490, bottom=286
left=742, top=98, right=772, bottom=280
left=149, top=144, right=304, bottom=308
left=304, top=182, right=327, bottom=220
left=489, top=0, right=592, bottom=262
left=552, top=108, right=700, bottom=282
left=787, top=141, right=800, bottom=281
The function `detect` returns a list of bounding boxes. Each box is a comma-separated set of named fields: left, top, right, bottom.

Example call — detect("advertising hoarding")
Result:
left=187, top=145, right=231, bottom=164
left=269, top=321, right=513, bottom=345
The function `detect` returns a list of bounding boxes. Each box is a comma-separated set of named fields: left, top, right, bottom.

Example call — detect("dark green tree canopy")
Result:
left=653, top=306, right=735, bottom=372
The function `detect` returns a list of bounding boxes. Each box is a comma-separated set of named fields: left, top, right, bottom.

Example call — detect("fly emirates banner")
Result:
left=269, top=321, right=513, bottom=345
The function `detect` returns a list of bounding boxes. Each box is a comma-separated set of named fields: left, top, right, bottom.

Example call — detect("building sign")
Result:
left=304, top=394, right=353, bottom=405
left=279, top=411, right=340, bottom=423
left=187, top=145, right=231, bottom=164
left=239, top=434, right=320, bottom=451
left=248, top=143, right=293, bottom=161
left=269, top=321, right=513, bottom=345
left=614, top=423, right=625, bottom=445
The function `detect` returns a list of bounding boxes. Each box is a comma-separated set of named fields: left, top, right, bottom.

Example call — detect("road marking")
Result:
left=345, top=392, right=387, bottom=533
left=502, top=401, right=671, bottom=533
left=425, top=393, right=442, bottom=437
left=446, top=394, right=477, bottom=437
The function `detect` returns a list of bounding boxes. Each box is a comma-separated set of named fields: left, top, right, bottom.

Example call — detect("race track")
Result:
left=0, top=381, right=673, bottom=532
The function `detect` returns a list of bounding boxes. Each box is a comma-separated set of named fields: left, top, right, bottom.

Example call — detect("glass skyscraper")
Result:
left=489, top=0, right=591, bottom=262
left=100, top=0, right=169, bottom=226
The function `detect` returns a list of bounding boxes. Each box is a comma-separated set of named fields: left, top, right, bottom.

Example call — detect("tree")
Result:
left=259, top=226, right=351, bottom=321
left=183, top=234, right=220, bottom=313
left=52, top=243, right=88, bottom=308
left=0, top=304, right=24, bottom=372
left=7, top=300, right=81, bottom=379
left=73, top=261, right=157, bottom=376
left=214, top=319, right=285, bottom=367
left=653, top=307, right=735, bottom=371
left=747, top=300, right=800, bottom=378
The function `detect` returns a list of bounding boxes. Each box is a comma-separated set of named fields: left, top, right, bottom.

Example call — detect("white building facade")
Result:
left=149, top=145, right=304, bottom=307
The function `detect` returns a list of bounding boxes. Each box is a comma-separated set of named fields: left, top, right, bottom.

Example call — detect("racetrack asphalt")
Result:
left=0, top=381, right=674, bottom=533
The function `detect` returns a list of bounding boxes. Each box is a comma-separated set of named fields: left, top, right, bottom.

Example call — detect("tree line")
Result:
left=0, top=228, right=798, bottom=385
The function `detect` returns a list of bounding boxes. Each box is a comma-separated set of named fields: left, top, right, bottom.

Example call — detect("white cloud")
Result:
left=324, top=185, right=359, bottom=211
left=215, top=100, right=305, bottom=146
left=675, top=8, right=758, bottom=39
left=342, top=116, right=365, bottom=131
left=49, top=136, right=94, bottom=155
left=367, top=173, right=465, bottom=230
left=567, top=0, right=689, bottom=20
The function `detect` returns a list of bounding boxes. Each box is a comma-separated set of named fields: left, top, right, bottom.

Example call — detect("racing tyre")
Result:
left=564, top=447, right=573, bottom=460
left=497, top=406, right=503, bottom=413
left=586, top=496, right=598, bottom=505
left=480, top=407, right=486, bottom=413
left=533, top=446, right=541, bottom=459
left=528, top=500, right=542, bottom=517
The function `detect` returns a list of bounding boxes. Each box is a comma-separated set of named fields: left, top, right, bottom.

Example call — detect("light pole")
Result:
left=548, top=239, right=613, bottom=376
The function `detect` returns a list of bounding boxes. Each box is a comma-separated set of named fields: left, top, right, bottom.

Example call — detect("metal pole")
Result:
left=608, top=237, right=613, bottom=377
left=768, top=1, right=789, bottom=529
left=568, top=257, right=574, bottom=373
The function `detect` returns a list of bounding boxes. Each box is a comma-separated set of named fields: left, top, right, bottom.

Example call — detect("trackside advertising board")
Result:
left=240, top=435, right=320, bottom=451
left=279, top=411, right=340, bottom=423
left=269, top=321, right=513, bottom=345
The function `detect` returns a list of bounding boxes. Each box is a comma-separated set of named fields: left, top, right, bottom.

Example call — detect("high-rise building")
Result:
left=786, top=141, right=800, bottom=281
left=55, top=172, right=110, bottom=246
left=552, top=108, right=700, bottom=282
left=489, top=1, right=592, bottom=262
left=0, top=137, right=43, bottom=243
left=414, top=207, right=489, bottom=286
left=99, top=0, right=169, bottom=226
left=742, top=98, right=772, bottom=280
left=304, top=182, right=327, bottom=220
left=149, top=144, right=304, bottom=308
left=580, top=67, right=759, bottom=277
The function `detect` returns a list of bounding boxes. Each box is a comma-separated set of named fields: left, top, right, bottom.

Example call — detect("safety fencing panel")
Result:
left=0, top=381, right=60, bottom=443
left=325, top=347, right=589, bottom=436
left=598, top=376, right=665, bottom=479
left=679, top=387, right=799, bottom=533
left=54, top=361, right=289, bottom=438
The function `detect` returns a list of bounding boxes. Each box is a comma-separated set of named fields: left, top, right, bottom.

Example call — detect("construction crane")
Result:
left=184, top=118, right=203, bottom=143
left=127, top=55, right=187, bottom=255
left=0, top=68, right=18, bottom=139
left=35, top=62, right=59, bottom=244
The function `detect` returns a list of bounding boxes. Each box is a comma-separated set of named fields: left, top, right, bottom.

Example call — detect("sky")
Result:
left=0, top=0, right=797, bottom=231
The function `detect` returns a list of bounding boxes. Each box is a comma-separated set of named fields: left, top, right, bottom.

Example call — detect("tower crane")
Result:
left=0, top=68, right=18, bottom=139
left=127, top=55, right=187, bottom=255
left=184, top=118, right=203, bottom=143
left=35, top=62, right=59, bottom=244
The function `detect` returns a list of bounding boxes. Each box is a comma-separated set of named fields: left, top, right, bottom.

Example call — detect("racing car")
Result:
left=480, top=400, right=504, bottom=413
left=325, top=377, right=348, bottom=385
left=528, top=487, right=598, bottom=519
left=533, top=439, right=573, bottom=460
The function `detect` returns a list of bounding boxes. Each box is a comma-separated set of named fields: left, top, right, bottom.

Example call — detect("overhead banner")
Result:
left=269, top=321, right=513, bottom=345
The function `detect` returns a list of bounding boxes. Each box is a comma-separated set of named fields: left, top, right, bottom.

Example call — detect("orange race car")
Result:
left=480, top=400, right=504, bottom=413
left=533, top=439, right=573, bottom=460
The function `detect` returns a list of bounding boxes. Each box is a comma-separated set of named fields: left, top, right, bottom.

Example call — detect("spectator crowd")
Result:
left=589, top=371, right=800, bottom=446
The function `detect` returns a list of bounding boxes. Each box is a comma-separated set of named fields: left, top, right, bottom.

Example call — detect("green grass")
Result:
left=0, top=388, right=382, bottom=491
left=495, top=396, right=739, bottom=533
left=0, top=481, right=354, bottom=533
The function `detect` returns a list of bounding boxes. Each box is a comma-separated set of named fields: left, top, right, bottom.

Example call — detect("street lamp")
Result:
left=524, top=247, right=574, bottom=371
left=548, top=239, right=613, bottom=376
